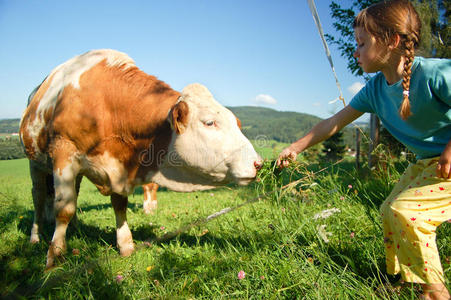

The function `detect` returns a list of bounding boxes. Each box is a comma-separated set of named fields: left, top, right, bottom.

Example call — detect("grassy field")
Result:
left=0, top=134, right=17, bottom=140
left=0, top=145, right=449, bottom=299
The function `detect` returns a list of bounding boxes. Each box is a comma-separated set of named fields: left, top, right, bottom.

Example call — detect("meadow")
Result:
left=0, top=142, right=449, bottom=299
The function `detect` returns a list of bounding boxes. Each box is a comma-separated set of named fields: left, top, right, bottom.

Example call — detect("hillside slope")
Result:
left=0, top=118, right=20, bottom=133
left=228, top=106, right=322, bottom=143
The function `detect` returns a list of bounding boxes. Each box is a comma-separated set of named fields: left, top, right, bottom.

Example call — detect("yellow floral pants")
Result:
left=380, top=157, right=451, bottom=284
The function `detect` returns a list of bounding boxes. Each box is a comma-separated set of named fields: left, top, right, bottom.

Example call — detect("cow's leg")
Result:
left=43, top=173, right=55, bottom=224
left=111, top=193, right=134, bottom=256
left=142, top=183, right=158, bottom=214
left=69, top=175, right=83, bottom=227
left=29, top=161, right=50, bottom=244
left=46, top=159, right=80, bottom=269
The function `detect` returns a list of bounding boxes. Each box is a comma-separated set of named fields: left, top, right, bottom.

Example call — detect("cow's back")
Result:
left=20, top=49, right=180, bottom=166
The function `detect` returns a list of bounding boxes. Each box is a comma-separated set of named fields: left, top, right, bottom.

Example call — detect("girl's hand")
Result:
left=276, top=147, right=298, bottom=168
left=437, top=141, right=451, bottom=179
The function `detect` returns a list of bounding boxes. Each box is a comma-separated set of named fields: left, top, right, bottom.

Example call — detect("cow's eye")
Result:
left=204, top=120, right=215, bottom=127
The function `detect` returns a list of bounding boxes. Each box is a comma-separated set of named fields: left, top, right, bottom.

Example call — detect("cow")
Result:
left=20, top=49, right=261, bottom=269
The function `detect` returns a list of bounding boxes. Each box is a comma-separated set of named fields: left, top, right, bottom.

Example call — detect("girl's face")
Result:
left=353, top=27, right=389, bottom=73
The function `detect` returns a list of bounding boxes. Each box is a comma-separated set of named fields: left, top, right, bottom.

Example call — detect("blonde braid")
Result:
left=399, top=37, right=415, bottom=120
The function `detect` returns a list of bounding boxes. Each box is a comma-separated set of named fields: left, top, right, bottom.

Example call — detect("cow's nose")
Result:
left=254, top=160, right=262, bottom=171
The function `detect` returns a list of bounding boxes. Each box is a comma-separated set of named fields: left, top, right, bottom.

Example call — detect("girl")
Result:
left=277, top=1, right=451, bottom=299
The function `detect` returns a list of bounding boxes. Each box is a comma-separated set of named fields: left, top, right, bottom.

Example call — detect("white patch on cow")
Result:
left=81, top=151, right=130, bottom=195
left=116, top=220, right=134, bottom=256
left=149, top=169, right=218, bottom=192
left=26, top=50, right=135, bottom=159
left=38, top=49, right=134, bottom=111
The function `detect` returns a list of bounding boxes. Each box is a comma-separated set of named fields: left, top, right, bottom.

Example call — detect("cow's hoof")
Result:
left=143, top=208, right=155, bottom=215
left=44, top=262, right=57, bottom=271
left=45, top=251, right=66, bottom=270
left=30, top=235, right=40, bottom=244
left=119, top=244, right=135, bottom=257
left=143, top=201, right=157, bottom=215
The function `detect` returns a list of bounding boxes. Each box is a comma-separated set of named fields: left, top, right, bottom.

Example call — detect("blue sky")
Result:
left=0, top=0, right=366, bottom=120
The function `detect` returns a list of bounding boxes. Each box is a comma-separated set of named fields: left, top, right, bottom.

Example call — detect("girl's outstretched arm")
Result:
left=277, top=105, right=363, bottom=167
left=437, top=139, right=451, bottom=179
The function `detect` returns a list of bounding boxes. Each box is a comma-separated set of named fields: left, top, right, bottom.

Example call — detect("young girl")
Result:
left=277, top=1, right=451, bottom=299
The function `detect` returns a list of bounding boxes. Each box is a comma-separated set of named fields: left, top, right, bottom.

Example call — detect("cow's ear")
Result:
left=171, top=101, right=189, bottom=134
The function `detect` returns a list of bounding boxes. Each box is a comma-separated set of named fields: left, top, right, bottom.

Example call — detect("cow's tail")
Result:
left=27, top=75, right=48, bottom=106
left=21, top=76, right=49, bottom=149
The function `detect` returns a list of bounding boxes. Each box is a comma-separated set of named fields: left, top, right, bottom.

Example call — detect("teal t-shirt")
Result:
left=350, top=57, right=451, bottom=159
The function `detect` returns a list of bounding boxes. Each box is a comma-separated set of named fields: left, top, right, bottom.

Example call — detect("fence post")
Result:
left=355, top=128, right=360, bottom=171
left=368, top=113, right=380, bottom=168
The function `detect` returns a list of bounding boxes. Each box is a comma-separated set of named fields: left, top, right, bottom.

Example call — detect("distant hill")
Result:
left=0, top=118, right=20, bottom=133
left=228, top=106, right=322, bottom=143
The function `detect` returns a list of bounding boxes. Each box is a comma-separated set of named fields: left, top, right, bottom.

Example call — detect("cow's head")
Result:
left=154, top=83, right=261, bottom=192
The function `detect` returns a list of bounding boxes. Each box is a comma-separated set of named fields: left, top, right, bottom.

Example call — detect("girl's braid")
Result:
left=399, top=35, right=416, bottom=120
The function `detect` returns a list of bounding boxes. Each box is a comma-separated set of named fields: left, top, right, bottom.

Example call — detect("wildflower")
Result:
left=313, top=208, right=341, bottom=220
left=210, top=193, right=214, bottom=196
left=281, top=207, right=286, bottom=213
left=340, top=196, right=345, bottom=200
left=260, top=275, right=265, bottom=280
left=19, top=216, right=23, bottom=219
left=153, top=279, right=160, bottom=286
left=348, top=184, right=353, bottom=189
left=115, top=274, right=124, bottom=283
left=237, top=270, right=246, bottom=280
left=316, top=225, right=332, bottom=243
left=350, top=232, right=355, bottom=238
left=146, top=266, right=153, bottom=272
left=72, top=248, right=80, bottom=256
left=160, top=226, right=165, bottom=231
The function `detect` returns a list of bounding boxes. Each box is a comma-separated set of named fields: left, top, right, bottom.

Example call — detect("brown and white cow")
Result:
left=20, top=49, right=261, bottom=269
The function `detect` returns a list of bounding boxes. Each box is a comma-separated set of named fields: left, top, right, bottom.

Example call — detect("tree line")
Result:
left=0, top=137, right=25, bottom=160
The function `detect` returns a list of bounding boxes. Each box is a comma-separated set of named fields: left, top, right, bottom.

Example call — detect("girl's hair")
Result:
left=353, top=0, right=421, bottom=120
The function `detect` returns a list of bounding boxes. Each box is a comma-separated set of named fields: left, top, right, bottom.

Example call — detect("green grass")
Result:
left=0, top=148, right=449, bottom=299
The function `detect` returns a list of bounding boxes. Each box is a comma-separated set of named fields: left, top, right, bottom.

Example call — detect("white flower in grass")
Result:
left=316, top=224, right=332, bottom=243
left=313, top=208, right=341, bottom=220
